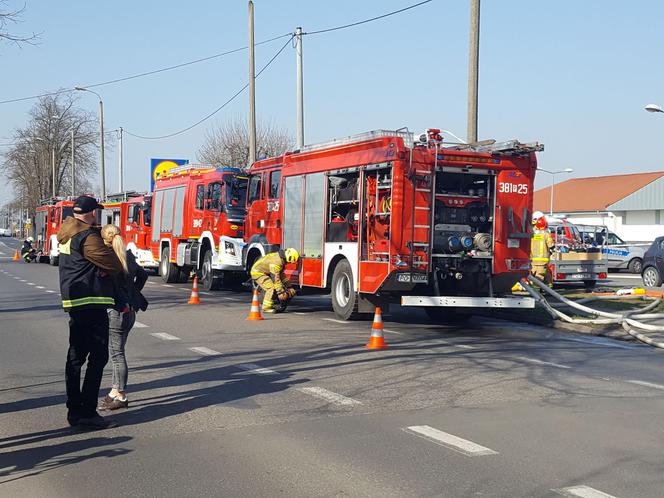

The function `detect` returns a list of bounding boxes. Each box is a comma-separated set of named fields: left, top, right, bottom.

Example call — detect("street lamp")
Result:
left=539, top=167, right=573, bottom=215
left=645, top=104, right=663, bottom=114
left=74, top=86, right=106, bottom=200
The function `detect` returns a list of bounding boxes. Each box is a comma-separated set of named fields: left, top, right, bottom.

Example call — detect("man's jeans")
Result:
left=108, top=309, right=136, bottom=392
left=65, top=308, right=110, bottom=417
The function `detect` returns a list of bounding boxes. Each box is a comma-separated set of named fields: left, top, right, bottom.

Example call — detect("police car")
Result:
left=576, top=225, right=646, bottom=274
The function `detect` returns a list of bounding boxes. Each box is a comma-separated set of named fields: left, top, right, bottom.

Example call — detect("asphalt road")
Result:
left=1, top=237, right=664, bottom=498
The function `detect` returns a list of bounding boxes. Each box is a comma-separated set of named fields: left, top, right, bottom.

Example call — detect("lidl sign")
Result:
left=150, top=158, right=189, bottom=191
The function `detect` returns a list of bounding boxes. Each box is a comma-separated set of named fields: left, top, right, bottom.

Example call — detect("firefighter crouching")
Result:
left=21, top=236, right=37, bottom=262
left=530, top=211, right=555, bottom=285
left=250, top=248, right=299, bottom=313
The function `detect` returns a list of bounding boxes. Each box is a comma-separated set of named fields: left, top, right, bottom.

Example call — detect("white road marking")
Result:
left=133, top=321, right=149, bottom=328
left=46, top=290, right=56, bottom=293
left=322, top=318, right=349, bottom=325
left=515, top=356, right=571, bottom=369
left=627, top=379, right=664, bottom=391
left=237, top=363, right=279, bottom=375
left=293, top=312, right=307, bottom=315
left=189, top=346, right=221, bottom=356
left=608, top=274, right=641, bottom=280
left=162, top=284, right=173, bottom=288
left=383, top=329, right=404, bottom=336
left=150, top=332, right=181, bottom=341
left=35, top=286, right=44, bottom=289
left=19, top=279, right=26, bottom=282
left=404, top=425, right=498, bottom=456
left=553, top=485, right=617, bottom=498
left=200, top=291, right=213, bottom=296
left=26, top=282, right=35, bottom=286
left=297, top=387, right=361, bottom=406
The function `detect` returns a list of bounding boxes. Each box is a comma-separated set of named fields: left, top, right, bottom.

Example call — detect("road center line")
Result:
left=553, top=485, right=617, bottom=498
left=35, top=286, right=44, bottom=289
left=26, top=283, right=35, bottom=286
left=515, top=356, right=571, bottom=369
left=403, top=425, right=498, bottom=456
left=133, top=321, right=149, bottom=328
left=626, top=379, right=664, bottom=391
left=383, top=329, right=404, bottom=336
left=237, top=363, right=279, bottom=375
left=322, top=318, right=349, bottom=325
left=162, top=284, right=173, bottom=288
left=150, top=332, right=181, bottom=341
left=189, top=346, right=221, bottom=356
left=45, top=290, right=56, bottom=293
left=297, top=386, right=361, bottom=406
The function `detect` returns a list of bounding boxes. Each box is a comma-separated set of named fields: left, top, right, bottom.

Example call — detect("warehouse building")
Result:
left=533, top=171, right=664, bottom=242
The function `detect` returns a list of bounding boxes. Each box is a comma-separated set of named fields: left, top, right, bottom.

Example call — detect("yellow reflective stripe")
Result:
left=269, top=264, right=282, bottom=273
left=62, top=296, right=115, bottom=308
left=59, top=239, right=71, bottom=255
left=531, top=257, right=550, bottom=262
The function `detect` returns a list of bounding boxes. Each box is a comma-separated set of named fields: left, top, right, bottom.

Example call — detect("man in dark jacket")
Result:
left=58, top=195, right=123, bottom=429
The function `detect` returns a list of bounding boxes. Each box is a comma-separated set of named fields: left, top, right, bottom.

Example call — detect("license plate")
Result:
left=568, top=273, right=592, bottom=280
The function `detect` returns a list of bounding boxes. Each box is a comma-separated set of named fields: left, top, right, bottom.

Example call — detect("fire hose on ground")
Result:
left=521, top=275, right=664, bottom=349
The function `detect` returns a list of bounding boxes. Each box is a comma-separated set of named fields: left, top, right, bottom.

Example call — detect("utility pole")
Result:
left=51, top=147, right=56, bottom=197
left=71, top=128, right=76, bottom=196
left=99, top=98, right=106, bottom=200
left=295, top=26, right=304, bottom=149
left=118, top=127, right=124, bottom=193
left=466, top=0, right=480, bottom=144
left=248, top=0, right=257, bottom=165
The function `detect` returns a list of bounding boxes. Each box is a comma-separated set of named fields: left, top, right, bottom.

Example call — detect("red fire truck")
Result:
left=243, top=129, right=542, bottom=320
left=149, top=166, right=248, bottom=290
left=34, top=198, right=75, bottom=265
left=121, top=194, right=157, bottom=269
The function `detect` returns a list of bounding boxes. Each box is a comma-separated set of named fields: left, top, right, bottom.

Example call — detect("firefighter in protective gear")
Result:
left=250, top=248, right=299, bottom=312
left=530, top=215, right=555, bottom=285
left=21, top=236, right=37, bottom=262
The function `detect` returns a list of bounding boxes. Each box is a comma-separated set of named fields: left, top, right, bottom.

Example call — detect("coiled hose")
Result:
left=522, top=276, right=664, bottom=349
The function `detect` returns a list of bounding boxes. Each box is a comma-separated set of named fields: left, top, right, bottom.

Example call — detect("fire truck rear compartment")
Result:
left=429, top=171, right=495, bottom=293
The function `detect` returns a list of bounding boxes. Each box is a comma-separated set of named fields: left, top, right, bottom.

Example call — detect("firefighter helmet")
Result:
left=534, top=217, right=548, bottom=231
left=532, top=211, right=544, bottom=224
left=26, top=236, right=34, bottom=243
left=284, top=248, right=299, bottom=264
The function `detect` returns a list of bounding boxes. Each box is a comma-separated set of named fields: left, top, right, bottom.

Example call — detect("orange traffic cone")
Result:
left=188, top=276, right=201, bottom=305
left=12, top=249, right=20, bottom=262
left=246, top=288, right=264, bottom=321
left=365, top=307, right=388, bottom=349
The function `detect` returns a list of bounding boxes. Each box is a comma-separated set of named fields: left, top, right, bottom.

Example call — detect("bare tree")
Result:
left=198, top=116, right=293, bottom=169
left=1, top=93, right=99, bottom=218
left=0, top=1, right=39, bottom=47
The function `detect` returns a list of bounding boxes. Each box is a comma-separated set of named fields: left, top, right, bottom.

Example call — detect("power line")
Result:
left=123, top=35, right=294, bottom=141
left=0, top=33, right=292, bottom=105
left=303, top=0, right=432, bottom=35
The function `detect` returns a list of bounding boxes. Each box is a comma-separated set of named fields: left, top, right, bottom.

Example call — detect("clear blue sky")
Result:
left=2, top=0, right=664, bottom=200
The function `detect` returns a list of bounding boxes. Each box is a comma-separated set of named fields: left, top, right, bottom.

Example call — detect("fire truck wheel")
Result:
left=200, top=251, right=221, bottom=291
left=424, top=307, right=470, bottom=324
left=49, top=255, right=59, bottom=266
left=331, top=259, right=359, bottom=320
left=160, top=247, right=180, bottom=283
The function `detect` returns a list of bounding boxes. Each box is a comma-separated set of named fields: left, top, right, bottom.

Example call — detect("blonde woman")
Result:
left=98, top=224, right=148, bottom=410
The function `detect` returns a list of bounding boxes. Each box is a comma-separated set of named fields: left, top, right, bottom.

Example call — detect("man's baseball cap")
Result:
left=73, top=195, right=104, bottom=214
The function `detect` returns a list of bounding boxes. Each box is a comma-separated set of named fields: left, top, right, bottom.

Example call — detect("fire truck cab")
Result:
left=122, top=194, right=157, bottom=269
left=34, top=198, right=74, bottom=266
left=244, top=129, right=541, bottom=320
left=150, top=166, right=248, bottom=290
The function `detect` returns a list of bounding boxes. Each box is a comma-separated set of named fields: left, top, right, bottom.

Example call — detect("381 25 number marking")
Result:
left=498, top=182, right=528, bottom=194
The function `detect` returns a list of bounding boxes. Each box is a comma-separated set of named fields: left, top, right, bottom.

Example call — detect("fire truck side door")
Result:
left=204, top=182, right=222, bottom=231
left=245, top=173, right=266, bottom=239
left=265, top=169, right=282, bottom=243
left=193, top=183, right=205, bottom=236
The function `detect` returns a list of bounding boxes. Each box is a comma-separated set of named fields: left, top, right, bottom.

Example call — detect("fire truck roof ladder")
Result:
left=296, top=129, right=414, bottom=154
left=450, top=140, right=544, bottom=156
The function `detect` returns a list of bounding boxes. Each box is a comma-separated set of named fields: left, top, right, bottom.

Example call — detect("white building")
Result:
left=533, top=171, right=664, bottom=242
